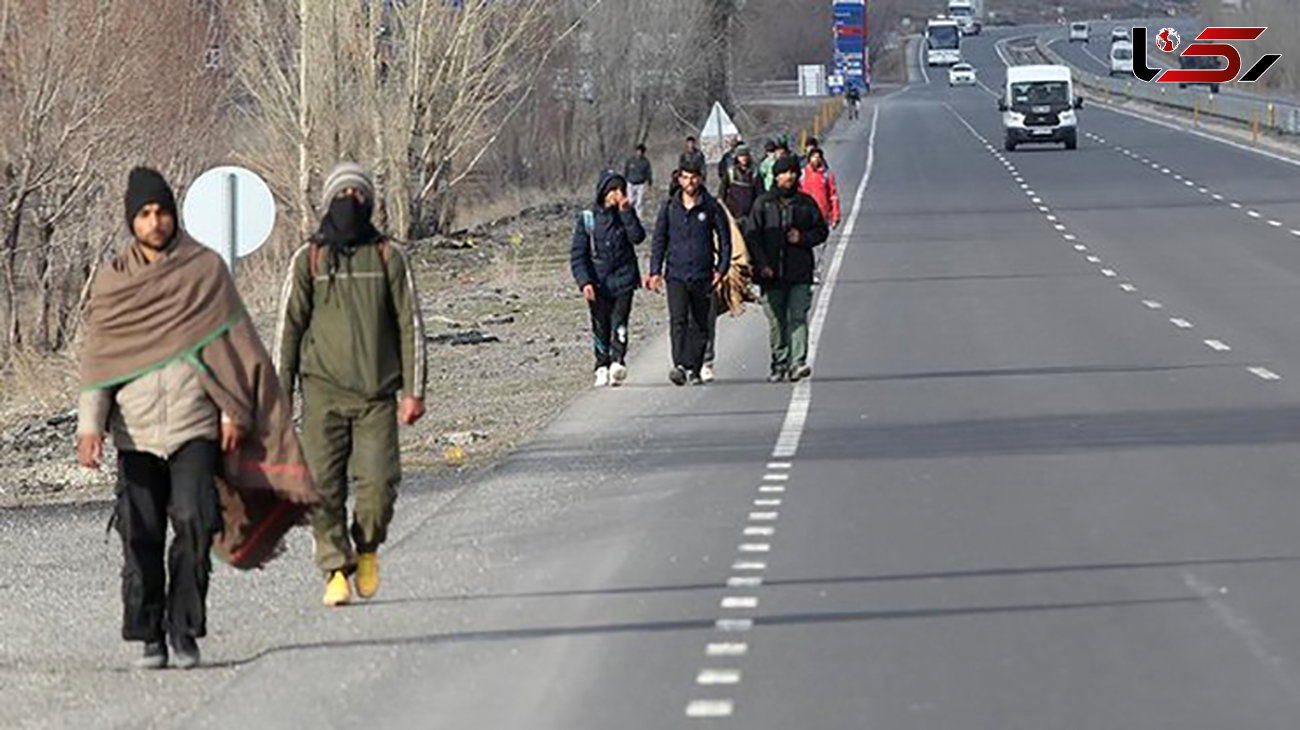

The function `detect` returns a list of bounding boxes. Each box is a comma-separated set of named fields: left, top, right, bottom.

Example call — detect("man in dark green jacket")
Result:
left=745, top=155, right=829, bottom=383
left=276, top=162, right=428, bottom=607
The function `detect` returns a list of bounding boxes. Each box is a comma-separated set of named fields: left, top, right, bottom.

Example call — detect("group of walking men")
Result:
left=76, top=163, right=427, bottom=669
left=572, top=132, right=842, bottom=388
left=71, top=119, right=846, bottom=671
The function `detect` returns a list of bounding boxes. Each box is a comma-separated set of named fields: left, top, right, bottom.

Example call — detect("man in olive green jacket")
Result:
left=276, top=163, right=428, bottom=607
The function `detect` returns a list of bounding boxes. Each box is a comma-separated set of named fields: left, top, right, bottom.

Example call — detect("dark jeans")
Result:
left=116, top=439, right=222, bottom=644
left=704, top=294, right=720, bottom=366
left=667, top=279, right=713, bottom=373
left=589, top=290, right=635, bottom=369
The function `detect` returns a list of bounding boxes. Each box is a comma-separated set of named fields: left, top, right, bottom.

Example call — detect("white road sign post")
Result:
left=181, top=166, right=277, bottom=280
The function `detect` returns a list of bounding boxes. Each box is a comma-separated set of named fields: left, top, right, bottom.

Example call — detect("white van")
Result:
left=1069, top=22, right=1089, bottom=42
left=1000, top=65, right=1083, bottom=151
left=1110, top=41, right=1134, bottom=76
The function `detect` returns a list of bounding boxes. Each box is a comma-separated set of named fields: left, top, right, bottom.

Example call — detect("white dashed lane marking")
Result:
left=1170, top=318, right=1194, bottom=329
left=739, top=543, right=771, bottom=553
left=706, top=643, right=748, bottom=657
left=1143, top=300, right=1164, bottom=310
left=697, top=669, right=742, bottom=686
left=1205, top=340, right=1232, bottom=352
left=733, top=561, right=767, bottom=570
left=721, top=596, right=759, bottom=610
left=727, top=575, right=764, bottom=587
left=758, top=485, right=786, bottom=493
left=715, top=618, right=754, bottom=632
left=686, top=700, right=735, bottom=718
left=748, top=512, right=778, bottom=521
left=1249, top=367, right=1282, bottom=381
left=1120, top=284, right=1138, bottom=292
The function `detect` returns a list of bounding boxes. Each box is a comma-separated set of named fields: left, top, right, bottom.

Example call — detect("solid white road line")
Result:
left=772, top=101, right=878, bottom=460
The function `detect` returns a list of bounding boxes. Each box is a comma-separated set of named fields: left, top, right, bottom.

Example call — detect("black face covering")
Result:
left=317, top=196, right=380, bottom=248
left=314, top=195, right=382, bottom=279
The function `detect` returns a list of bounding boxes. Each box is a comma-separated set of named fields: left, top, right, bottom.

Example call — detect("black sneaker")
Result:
left=790, top=365, right=813, bottom=382
left=768, top=369, right=788, bottom=383
left=686, top=371, right=703, bottom=386
left=171, top=635, right=201, bottom=670
left=669, top=367, right=688, bottom=386
left=134, top=641, right=168, bottom=670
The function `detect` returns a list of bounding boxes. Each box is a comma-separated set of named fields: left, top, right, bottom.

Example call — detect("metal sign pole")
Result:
left=226, top=173, right=238, bottom=279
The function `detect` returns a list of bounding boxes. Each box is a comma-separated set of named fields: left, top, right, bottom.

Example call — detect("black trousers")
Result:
left=589, top=290, right=635, bottom=369
left=116, top=439, right=222, bottom=643
left=667, top=279, right=713, bottom=373
left=704, top=294, right=720, bottom=366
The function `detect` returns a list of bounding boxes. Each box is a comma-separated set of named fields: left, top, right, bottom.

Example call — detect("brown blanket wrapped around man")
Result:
left=80, top=236, right=318, bottom=569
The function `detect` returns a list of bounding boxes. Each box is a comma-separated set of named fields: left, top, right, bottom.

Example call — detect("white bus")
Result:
left=926, top=18, right=962, bottom=66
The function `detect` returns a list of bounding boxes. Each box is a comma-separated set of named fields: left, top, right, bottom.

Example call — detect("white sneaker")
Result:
left=594, top=367, right=610, bottom=388
left=699, top=363, right=716, bottom=383
left=609, top=363, right=628, bottom=386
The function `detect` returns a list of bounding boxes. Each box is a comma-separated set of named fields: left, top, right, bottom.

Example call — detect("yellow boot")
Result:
left=356, top=552, right=380, bottom=600
left=323, top=570, right=352, bottom=607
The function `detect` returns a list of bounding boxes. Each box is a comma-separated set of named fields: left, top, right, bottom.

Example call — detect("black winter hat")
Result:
left=774, top=155, right=801, bottom=177
left=124, top=167, right=177, bottom=232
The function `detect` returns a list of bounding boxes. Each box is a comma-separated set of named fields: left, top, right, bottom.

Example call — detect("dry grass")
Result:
left=0, top=350, right=80, bottom=428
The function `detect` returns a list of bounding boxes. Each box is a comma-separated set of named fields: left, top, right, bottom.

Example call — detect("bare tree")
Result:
left=0, top=0, right=131, bottom=354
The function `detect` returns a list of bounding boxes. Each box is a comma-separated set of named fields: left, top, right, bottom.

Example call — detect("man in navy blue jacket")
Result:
left=647, top=159, right=731, bottom=386
left=571, top=171, right=646, bottom=388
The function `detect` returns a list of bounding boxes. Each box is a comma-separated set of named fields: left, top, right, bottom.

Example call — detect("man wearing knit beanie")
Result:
left=123, top=167, right=179, bottom=248
left=78, top=166, right=314, bottom=669
left=276, top=162, right=428, bottom=608
left=744, top=153, right=829, bottom=383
